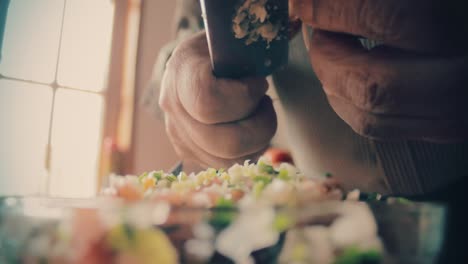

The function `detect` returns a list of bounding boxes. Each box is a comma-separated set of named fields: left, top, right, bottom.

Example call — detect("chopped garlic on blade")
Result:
left=232, top=0, right=284, bottom=45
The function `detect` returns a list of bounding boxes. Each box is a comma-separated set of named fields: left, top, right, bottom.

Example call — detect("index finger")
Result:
left=308, top=30, right=468, bottom=118
left=290, top=0, right=464, bottom=53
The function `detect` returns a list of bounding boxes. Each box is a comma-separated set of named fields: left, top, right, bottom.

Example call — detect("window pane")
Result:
left=49, top=89, right=103, bottom=198
left=57, top=0, right=114, bottom=92
left=0, top=80, right=52, bottom=195
left=0, top=0, right=64, bottom=83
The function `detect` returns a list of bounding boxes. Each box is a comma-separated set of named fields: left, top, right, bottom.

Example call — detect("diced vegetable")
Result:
left=334, top=247, right=381, bottom=264
left=273, top=213, right=293, bottom=232
left=138, top=172, right=148, bottom=182
left=263, top=148, right=294, bottom=165
left=209, top=198, right=237, bottom=232
left=151, top=171, right=163, bottom=181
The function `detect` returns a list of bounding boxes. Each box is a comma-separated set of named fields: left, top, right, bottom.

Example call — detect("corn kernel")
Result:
left=143, top=178, right=156, bottom=191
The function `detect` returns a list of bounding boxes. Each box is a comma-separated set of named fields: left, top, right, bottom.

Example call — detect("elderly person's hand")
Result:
left=159, top=32, right=277, bottom=168
left=291, top=0, right=468, bottom=142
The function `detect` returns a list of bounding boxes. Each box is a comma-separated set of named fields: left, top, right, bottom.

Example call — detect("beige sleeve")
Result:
left=141, top=0, right=203, bottom=119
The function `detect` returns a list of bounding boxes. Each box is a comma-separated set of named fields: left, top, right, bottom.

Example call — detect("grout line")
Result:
left=0, top=74, right=52, bottom=87
left=43, top=0, right=68, bottom=196
left=0, top=75, right=103, bottom=95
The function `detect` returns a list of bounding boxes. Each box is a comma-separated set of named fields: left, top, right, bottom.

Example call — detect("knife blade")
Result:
left=200, top=0, right=289, bottom=78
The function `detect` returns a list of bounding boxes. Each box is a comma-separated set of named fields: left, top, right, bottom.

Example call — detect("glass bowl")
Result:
left=0, top=196, right=446, bottom=264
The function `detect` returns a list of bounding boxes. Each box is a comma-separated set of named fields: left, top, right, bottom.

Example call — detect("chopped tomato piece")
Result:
left=263, top=148, right=294, bottom=165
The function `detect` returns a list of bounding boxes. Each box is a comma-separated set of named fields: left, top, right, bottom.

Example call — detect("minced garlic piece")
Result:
left=232, top=0, right=284, bottom=45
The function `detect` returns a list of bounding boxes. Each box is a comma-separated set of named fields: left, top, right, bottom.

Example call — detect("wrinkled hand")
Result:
left=159, top=32, right=277, bottom=168
left=291, top=0, right=468, bottom=142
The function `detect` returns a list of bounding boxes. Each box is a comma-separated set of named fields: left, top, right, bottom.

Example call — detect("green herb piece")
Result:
left=334, top=247, right=381, bottom=264
left=395, top=197, right=411, bottom=204
left=178, top=172, right=188, bottom=181
left=278, top=168, right=290, bottom=181
left=215, top=197, right=235, bottom=208
left=258, top=161, right=277, bottom=175
left=138, top=172, right=148, bottom=182
left=386, top=197, right=412, bottom=205
left=366, top=192, right=382, bottom=202
left=209, top=198, right=236, bottom=232
left=273, top=213, right=293, bottom=232
left=291, top=243, right=308, bottom=262
left=254, top=175, right=272, bottom=185
left=165, top=174, right=177, bottom=182
left=151, top=171, right=163, bottom=181
left=206, top=168, right=217, bottom=178
left=324, top=172, right=333, bottom=178
left=253, top=181, right=266, bottom=197
left=122, top=223, right=136, bottom=243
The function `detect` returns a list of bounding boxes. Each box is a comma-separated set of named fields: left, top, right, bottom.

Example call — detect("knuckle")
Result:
left=164, top=45, right=215, bottom=122
left=354, top=113, right=377, bottom=138
left=192, top=74, right=255, bottom=124
left=231, top=129, right=265, bottom=158
left=218, top=129, right=270, bottom=160
left=224, top=138, right=265, bottom=160
left=205, top=132, right=245, bottom=159
left=165, top=120, right=191, bottom=159
left=223, top=137, right=246, bottom=158
left=158, top=80, right=172, bottom=113
left=158, top=97, right=169, bottom=113
left=227, top=103, right=276, bottom=158
left=173, top=145, right=190, bottom=160
left=158, top=88, right=171, bottom=113
left=166, top=37, right=201, bottom=73
left=171, top=142, right=191, bottom=161
left=191, top=69, right=222, bottom=124
left=348, top=66, right=392, bottom=112
left=164, top=117, right=177, bottom=139
left=358, top=1, right=404, bottom=42
left=158, top=67, right=181, bottom=114
left=361, top=80, right=385, bottom=111
left=165, top=47, right=182, bottom=73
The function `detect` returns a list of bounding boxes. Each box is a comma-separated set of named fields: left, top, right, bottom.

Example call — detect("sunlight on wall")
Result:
left=58, top=0, right=114, bottom=91
left=0, top=0, right=115, bottom=197
left=0, top=0, right=63, bottom=82
left=0, top=80, right=51, bottom=195
left=49, top=89, right=103, bottom=197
